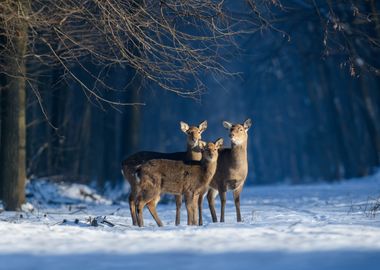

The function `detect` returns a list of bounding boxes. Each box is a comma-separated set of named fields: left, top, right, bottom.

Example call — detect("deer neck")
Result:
left=230, top=139, right=248, bottom=165
left=201, top=158, right=218, bottom=184
left=186, top=143, right=202, bottom=161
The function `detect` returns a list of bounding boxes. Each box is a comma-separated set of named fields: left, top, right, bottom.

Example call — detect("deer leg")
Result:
left=233, top=187, right=243, bottom=222
left=175, top=194, right=182, bottom=226
left=129, top=189, right=137, bottom=226
left=207, top=189, right=218, bottom=223
left=136, top=197, right=146, bottom=227
left=147, top=196, right=163, bottom=227
left=184, top=193, right=193, bottom=226
left=198, top=192, right=204, bottom=226
left=192, top=194, right=199, bottom=225
left=220, top=191, right=227, bottom=223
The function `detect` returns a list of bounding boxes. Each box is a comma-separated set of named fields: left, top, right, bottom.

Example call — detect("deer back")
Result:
left=138, top=159, right=203, bottom=194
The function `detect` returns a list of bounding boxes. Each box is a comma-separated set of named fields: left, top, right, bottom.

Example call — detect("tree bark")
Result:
left=0, top=1, right=28, bottom=210
left=359, top=75, right=380, bottom=164
left=123, top=75, right=141, bottom=157
left=0, top=22, right=5, bottom=199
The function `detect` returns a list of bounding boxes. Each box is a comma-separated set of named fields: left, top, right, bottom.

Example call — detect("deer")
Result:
left=135, top=138, right=223, bottom=227
left=121, top=120, right=207, bottom=226
left=198, top=119, right=251, bottom=225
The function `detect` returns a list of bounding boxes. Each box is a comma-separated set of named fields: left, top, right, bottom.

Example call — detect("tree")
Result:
left=0, top=0, right=29, bottom=210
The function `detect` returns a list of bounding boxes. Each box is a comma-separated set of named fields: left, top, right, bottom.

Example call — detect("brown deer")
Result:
left=121, top=120, right=207, bottom=226
left=135, top=138, right=223, bottom=227
left=199, top=119, right=251, bottom=225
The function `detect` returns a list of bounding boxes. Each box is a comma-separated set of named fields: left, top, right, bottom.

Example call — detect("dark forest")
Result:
left=1, top=0, right=380, bottom=211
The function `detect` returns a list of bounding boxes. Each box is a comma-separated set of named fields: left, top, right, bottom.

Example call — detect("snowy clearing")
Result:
left=1, top=173, right=380, bottom=270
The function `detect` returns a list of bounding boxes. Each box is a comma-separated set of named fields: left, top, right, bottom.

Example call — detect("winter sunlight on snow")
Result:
left=1, top=172, right=380, bottom=270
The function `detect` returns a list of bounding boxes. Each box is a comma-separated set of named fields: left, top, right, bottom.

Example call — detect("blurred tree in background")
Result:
left=244, top=0, right=380, bottom=183
left=134, top=0, right=380, bottom=184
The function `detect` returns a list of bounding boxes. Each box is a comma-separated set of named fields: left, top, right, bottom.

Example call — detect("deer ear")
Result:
left=199, top=140, right=206, bottom=150
left=215, top=138, right=224, bottom=148
left=243, top=118, right=252, bottom=130
left=198, top=120, right=207, bottom=133
left=222, top=121, right=232, bottom=130
left=180, top=121, right=189, bottom=133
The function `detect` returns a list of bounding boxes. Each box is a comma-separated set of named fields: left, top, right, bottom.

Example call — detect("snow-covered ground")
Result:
left=1, top=172, right=380, bottom=270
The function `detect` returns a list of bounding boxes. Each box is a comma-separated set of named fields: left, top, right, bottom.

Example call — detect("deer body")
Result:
left=211, top=144, right=248, bottom=191
left=201, top=119, right=251, bottom=224
left=121, top=121, right=207, bottom=226
left=136, top=139, right=223, bottom=227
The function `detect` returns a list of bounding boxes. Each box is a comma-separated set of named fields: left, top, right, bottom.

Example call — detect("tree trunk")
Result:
left=123, top=77, right=141, bottom=157
left=359, top=75, right=380, bottom=164
left=0, top=1, right=28, bottom=210
left=0, top=23, right=6, bottom=199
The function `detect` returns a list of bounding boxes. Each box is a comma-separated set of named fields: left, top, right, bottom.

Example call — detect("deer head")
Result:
left=180, top=120, right=207, bottom=147
left=222, top=119, right=252, bottom=146
left=200, top=138, right=223, bottom=162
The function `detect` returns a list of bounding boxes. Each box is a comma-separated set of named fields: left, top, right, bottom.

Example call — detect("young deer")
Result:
left=135, top=138, right=223, bottom=227
left=200, top=119, right=251, bottom=224
left=121, top=120, right=207, bottom=226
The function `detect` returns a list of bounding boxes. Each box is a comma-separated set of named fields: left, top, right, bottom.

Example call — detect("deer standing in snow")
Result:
left=199, top=119, right=251, bottom=224
left=135, top=138, right=223, bottom=227
left=121, top=121, right=207, bottom=226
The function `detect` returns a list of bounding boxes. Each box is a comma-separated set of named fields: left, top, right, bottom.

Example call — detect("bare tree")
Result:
left=0, top=0, right=273, bottom=210
left=0, top=0, right=29, bottom=210
left=239, top=0, right=380, bottom=183
left=312, top=0, right=380, bottom=162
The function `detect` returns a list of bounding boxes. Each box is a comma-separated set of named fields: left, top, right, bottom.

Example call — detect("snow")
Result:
left=1, top=173, right=380, bottom=270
